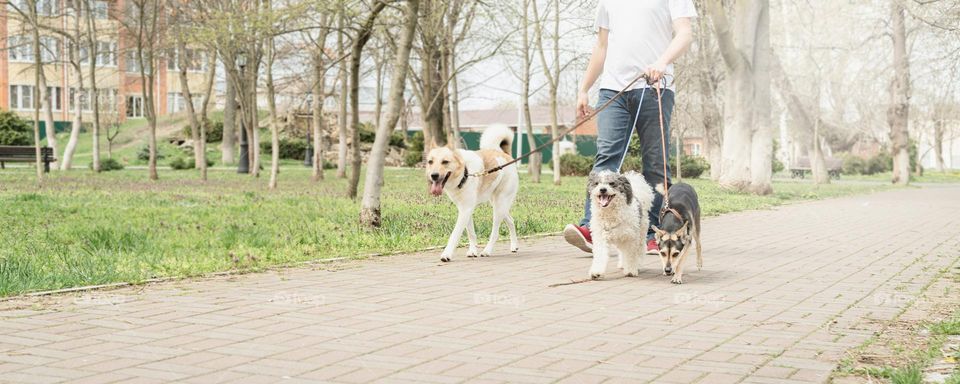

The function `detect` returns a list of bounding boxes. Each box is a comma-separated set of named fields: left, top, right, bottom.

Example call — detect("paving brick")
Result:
left=0, top=186, right=956, bottom=384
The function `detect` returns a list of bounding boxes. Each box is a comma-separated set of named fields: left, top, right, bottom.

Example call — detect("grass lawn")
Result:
left=841, top=170, right=960, bottom=184
left=0, top=167, right=892, bottom=296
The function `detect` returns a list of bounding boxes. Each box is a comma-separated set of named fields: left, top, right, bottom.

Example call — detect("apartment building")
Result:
left=0, top=0, right=207, bottom=130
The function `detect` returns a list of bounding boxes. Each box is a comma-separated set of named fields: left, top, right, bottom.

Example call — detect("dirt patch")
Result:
left=833, top=265, right=960, bottom=383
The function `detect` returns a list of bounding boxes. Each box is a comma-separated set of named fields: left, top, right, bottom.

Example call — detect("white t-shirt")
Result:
left=595, top=0, right=697, bottom=91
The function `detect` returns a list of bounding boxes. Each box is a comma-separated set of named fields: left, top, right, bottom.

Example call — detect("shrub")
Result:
left=409, top=132, right=424, bottom=152
left=404, top=151, right=423, bottom=167
left=359, top=123, right=376, bottom=143
left=865, top=152, right=892, bottom=175
left=322, top=160, right=336, bottom=170
left=0, top=111, right=32, bottom=145
left=180, top=120, right=224, bottom=143
left=560, top=153, right=593, bottom=176
left=389, top=132, right=406, bottom=149
left=137, top=145, right=167, bottom=162
left=259, top=138, right=308, bottom=160
left=772, top=157, right=785, bottom=174
left=672, top=156, right=710, bottom=179
left=89, top=157, right=124, bottom=172
left=842, top=154, right=866, bottom=175
left=169, top=156, right=213, bottom=170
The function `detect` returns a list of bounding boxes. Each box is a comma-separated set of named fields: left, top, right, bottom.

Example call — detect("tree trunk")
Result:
left=348, top=1, right=389, bottom=199
left=28, top=0, right=42, bottom=181
left=38, top=67, right=58, bottom=170
left=267, top=33, right=280, bottom=190
left=336, top=21, right=349, bottom=178
left=312, top=51, right=327, bottom=182
left=222, top=78, right=237, bottom=165
left=747, top=0, right=772, bottom=194
left=417, top=0, right=448, bottom=150
left=810, top=121, right=829, bottom=184
left=708, top=0, right=771, bottom=194
left=84, top=0, right=101, bottom=173
left=934, top=118, right=945, bottom=172
left=198, top=52, right=217, bottom=182
left=61, top=5, right=83, bottom=171
left=360, top=0, right=420, bottom=227
left=249, top=66, right=261, bottom=178
left=532, top=0, right=561, bottom=185
left=176, top=38, right=202, bottom=170
left=521, top=0, right=539, bottom=183
left=889, top=0, right=910, bottom=185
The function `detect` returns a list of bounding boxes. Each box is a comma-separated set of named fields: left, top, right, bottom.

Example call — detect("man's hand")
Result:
left=577, top=91, right=592, bottom=119
left=645, top=61, right=667, bottom=84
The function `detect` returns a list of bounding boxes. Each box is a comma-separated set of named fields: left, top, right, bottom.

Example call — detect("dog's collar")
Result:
left=659, top=207, right=683, bottom=222
left=456, top=167, right=469, bottom=189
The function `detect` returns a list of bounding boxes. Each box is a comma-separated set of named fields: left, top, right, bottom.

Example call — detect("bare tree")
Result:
left=520, top=0, right=539, bottom=182
left=360, top=0, right=420, bottom=226
left=347, top=0, right=389, bottom=198
left=531, top=0, right=563, bottom=185
left=889, top=0, right=911, bottom=185
left=60, top=0, right=85, bottom=171
left=707, top=0, right=773, bottom=194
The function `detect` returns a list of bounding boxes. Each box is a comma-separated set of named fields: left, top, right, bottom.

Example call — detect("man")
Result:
left=563, top=0, right=695, bottom=255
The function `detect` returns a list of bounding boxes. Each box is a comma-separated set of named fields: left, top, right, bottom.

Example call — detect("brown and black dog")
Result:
left=652, top=183, right=702, bottom=284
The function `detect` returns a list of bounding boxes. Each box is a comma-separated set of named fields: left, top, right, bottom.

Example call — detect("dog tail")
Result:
left=480, top=124, right=514, bottom=155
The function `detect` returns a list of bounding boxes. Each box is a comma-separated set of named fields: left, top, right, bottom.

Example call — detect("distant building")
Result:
left=0, top=1, right=208, bottom=127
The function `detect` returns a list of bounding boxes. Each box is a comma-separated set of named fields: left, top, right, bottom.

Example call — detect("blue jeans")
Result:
left=579, top=87, right=674, bottom=241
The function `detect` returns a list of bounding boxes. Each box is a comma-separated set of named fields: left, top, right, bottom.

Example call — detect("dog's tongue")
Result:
left=598, top=194, right=612, bottom=207
left=430, top=182, right=444, bottom=196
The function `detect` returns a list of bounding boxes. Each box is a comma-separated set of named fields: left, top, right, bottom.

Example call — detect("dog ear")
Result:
left=677, top=222, right=688, bottom=237
left=651, top=225, right=665, bottom=237
left=617, top=175, right=633, bottom=205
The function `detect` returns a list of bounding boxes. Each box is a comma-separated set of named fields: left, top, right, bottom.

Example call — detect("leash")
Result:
left=652, top=82, right=682, bottom=223
left=468, top=72, right=659, bottom=178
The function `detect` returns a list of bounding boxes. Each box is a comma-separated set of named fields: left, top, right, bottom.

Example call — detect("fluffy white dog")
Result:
left=587, top=170, right=655, bottom=279
left=424, top=125, right=520, bottom=262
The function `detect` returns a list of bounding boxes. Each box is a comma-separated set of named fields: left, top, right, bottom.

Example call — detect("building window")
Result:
left=36, top=0, right=56, bottom=16
left=93, top=1, right=109, bottom=19
left=125, top=51, right=151, bottom=74
left=691, top=143, right=702, bottom=157
left=167, top=48, right=207, bottom=72
left=126, top=95, right=144, bottom=118
left=99, top=89, right=119, bottom=112
left=9, top=85, right=36, bottom=110
left=45, top=86, right=63, bottom=111
left=96, top=41, right=117, bottom=66
left=69, top=88, right=91, bottom=112
left=167, top=92, right=203, bottom=114
left=40, top=36, right=59, bottom=62
left=7, top=36, right=34, bottom=62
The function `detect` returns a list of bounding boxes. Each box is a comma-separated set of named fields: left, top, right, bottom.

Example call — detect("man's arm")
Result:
left=577, top=28, right=608, bottom=118
left=645, top=17, right=694, bottom=83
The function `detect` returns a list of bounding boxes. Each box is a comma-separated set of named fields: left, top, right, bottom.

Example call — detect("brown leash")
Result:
left=652, top=82, right=682, bottom=223
left=468, top=73, right=653, bottom=178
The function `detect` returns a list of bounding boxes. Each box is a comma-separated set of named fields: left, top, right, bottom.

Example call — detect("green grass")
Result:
left=843, top=170, right=960, bottom=184
left=0, top=167, right=890, bottom=296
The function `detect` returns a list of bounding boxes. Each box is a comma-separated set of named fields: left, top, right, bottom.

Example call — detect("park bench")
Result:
left=0, top=146, right=56, bottom=172
left=789, top=156, right=842, bottom=180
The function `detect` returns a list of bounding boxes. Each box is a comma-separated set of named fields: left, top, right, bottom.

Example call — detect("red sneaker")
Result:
left=646, top=239, right=659, bottom=255
left=563, top=224, right=592, bottom=253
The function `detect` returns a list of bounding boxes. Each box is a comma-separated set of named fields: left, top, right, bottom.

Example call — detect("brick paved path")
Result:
left=2, top=186, right=959, bottom=384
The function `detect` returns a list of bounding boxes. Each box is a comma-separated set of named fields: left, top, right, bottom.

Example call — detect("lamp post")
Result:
left=236, top=51, right=249, bottom=174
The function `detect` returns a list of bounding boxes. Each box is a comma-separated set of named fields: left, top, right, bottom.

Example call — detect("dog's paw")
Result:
left=440, top=254, right=452, bottom=262
left=623, top=269, right=638, bottom=277
left=510, top=246, right=519, bottom=253
left=466, top=249, right=479, bottom=258
left=671, top=275, right=683, bottom=284
left=590, top=272, right=603, bottom=280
